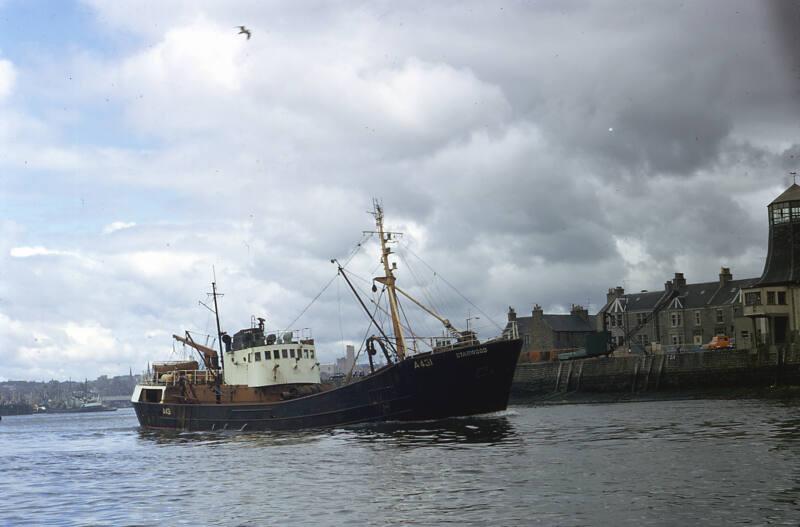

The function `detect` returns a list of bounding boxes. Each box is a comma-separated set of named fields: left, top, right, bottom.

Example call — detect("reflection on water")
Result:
left=137, top=414, right=519, bottom=449
left=343, top=415, right=519, bottom=448
left=3, top=401, right=800, bottom=526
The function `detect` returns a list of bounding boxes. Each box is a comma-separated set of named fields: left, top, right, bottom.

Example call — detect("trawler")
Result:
left=132, top=204, right=522, bottom=431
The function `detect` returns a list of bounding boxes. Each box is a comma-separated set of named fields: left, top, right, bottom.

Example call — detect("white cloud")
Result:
left=103, top=221, right=137, bottom=234
left=0, top=58, right=15, bottom=100
left=10, top=246, right=66, bottom=258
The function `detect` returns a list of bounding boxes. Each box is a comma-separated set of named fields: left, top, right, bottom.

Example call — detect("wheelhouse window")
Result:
left=281, top=349, right=288, bottom=358
left=303, top=349, right=309, bottom=359
left=273, top=349, right=280, bottom=359
left=792, top=202, right=800, bottom=222
left=254, top=352, right=261, bottom=361
left=310, top=350, right=315, bottom=359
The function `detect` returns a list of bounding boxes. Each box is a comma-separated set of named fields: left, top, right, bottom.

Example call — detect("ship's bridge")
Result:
left=223, top=324, right=320, bottom=387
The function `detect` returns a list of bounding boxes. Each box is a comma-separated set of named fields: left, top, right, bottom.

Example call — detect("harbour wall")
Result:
left=511, top=348, right=800, bottom=396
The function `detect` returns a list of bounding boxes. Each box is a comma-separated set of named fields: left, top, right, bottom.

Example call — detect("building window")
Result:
left=671, top=312, right=682, bottom=327
left=523, top=334, right=531, bottom=346
left=772, top=205, right=790, bottom=225
left=741, top=330, right=750, bottom=342
left=792, top=204, right=800, bottom=222
left=715, top=309, right=724, bottom=324
left=616, top=314, right=623, bottom=327
left=695, top=311, right=701, bottom=326
left=637, top=334, right=647, bottom=345
left=254, top=352, right=261, bottom=362
left=778, top=291, right=787, bottom=305
left=609, top=315, right=616, bottom=328
left=767, top=292, right=776, bottom=305
left=745, top=292, right=761, bottom=306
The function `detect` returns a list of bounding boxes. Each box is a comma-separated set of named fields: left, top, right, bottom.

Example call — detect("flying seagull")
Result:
left=236, top=25, right=252, bottom=40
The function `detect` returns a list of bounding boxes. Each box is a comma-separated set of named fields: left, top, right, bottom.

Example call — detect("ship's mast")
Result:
left=211, top=280, right=224, bottom=373
left=373, top=201, right=407, bottom=361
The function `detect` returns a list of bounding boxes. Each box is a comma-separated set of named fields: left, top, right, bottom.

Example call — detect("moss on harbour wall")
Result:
left=511, top=348, right=800, bottom=400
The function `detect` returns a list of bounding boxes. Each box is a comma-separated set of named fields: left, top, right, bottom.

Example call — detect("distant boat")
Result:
left=47, top=397, right=117, bottom=414
left=132, top=203, right=522, bottom=431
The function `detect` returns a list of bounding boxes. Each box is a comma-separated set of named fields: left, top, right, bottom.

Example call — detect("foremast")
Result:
left=372, top=200, right=408, bottom=361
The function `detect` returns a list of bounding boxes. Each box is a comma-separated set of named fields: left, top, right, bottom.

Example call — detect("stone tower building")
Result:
left=743, top=183, right=800, bottom=347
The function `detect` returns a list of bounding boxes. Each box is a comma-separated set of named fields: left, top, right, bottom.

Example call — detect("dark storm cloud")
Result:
left=768, top=0, right=800, bottom=98
left=781, top=144, right=800, bottom=170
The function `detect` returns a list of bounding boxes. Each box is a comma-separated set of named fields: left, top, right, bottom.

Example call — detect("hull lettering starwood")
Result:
left=456, top=347, right=487, bottom=359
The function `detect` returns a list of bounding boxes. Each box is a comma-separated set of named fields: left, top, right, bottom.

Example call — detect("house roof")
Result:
left=542, top=314, right=596, bottom=332
left=620, top=290, right=669, bottom=311
left=614, top=278, right=758, bottom=312
left=770, top=183, right=800, bottom=205
left=507, top=312, right=596, bottom=334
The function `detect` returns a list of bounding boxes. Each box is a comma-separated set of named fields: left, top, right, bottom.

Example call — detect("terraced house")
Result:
left=598, top=268, right=757, bottom=352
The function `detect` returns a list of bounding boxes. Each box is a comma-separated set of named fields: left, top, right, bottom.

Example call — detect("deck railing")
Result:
left=147, top=369, right=217, bottom=386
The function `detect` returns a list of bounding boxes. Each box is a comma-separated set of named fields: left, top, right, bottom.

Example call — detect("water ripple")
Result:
left=2, top=400, right=800, bottom=525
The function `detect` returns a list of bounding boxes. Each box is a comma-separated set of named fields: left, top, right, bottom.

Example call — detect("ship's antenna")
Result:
left=209, top=267, right=225, bottom=402
left=370, top=200, right=407, bottom=360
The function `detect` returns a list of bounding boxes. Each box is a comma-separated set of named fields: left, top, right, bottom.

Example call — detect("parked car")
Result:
left=702, top=335, right=734, bottom=350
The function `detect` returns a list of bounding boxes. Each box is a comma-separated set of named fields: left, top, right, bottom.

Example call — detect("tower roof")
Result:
left=770, top=183, right=800, bottom=205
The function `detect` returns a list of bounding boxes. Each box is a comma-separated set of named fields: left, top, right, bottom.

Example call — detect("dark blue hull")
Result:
left=133, top=339, right=522, bottom=431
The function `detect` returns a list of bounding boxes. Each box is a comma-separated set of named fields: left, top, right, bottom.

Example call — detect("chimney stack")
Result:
left=571, top=304, right=589, bottom=320
left=507, top=306, right=517, bottom=322
left=719, top=267, right=732, bottom=287
left=607, top=286, right=625, bottom=303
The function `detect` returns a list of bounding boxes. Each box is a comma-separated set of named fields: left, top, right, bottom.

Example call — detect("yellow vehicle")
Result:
left=702, top=335, right=734, bottom=350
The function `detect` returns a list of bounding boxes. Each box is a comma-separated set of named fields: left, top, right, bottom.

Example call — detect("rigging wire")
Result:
left=337, top=273, right=346, bottom=357
left=400, top=240, right=503, bottom=332
left=284, top=233, right=372, bottom=330
left=346, top=287, right=388, bottom=381
left=396, top=246, right=442, bottom=320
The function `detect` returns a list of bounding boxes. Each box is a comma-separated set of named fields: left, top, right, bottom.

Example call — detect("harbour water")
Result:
left=2, top=399, right=799, bottom=526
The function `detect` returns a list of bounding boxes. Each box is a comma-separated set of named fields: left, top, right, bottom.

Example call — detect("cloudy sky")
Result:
left=1, top=0, right=799, bottom=381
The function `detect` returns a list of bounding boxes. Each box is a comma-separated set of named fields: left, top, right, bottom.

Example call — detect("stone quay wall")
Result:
left=512, top=348, right=800, bottom=395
